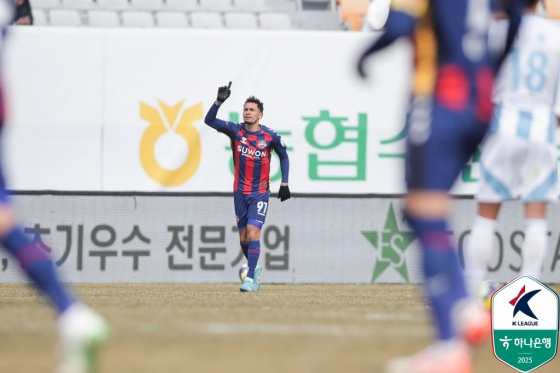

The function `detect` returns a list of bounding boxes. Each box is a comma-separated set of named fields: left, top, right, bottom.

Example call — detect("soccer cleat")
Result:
left=240, top=278, right=254, bottom=292
left=56, top=303, right=111, bottom=373
left=385, top=340, right=472, bottom=373
left=252, top=265, right=262, bottom=291
left=453, top=297, right=491, bottom=346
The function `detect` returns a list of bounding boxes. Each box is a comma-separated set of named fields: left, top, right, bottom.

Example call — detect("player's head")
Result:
left=244, top=96, right=264, bottom=125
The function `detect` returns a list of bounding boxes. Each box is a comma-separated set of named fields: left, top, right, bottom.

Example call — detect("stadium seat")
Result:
left=156, top=11, right=189, bottom=27
left=166, top=0, right=199, bottom=10
left=233, top=0, right=267, bottom=11
left=49, top=9, right=82, bottom=26
left=190, top=12, right=223, bottom=28
left=31, top=9, right=48, bottom=25
left=224, top=12, right=257, bottom=29
left=122, top=11, right=155, bottom=27
left=62, top=0, right=96, bottom=9
left=259, top=13, right=290, bottom=29
left=30, top=0, right=61, bottom=9
left=338, top=0, right=368, bottom=31
left=130, top=0, right=165, bottom=10
left=199, top=0, right=233, bottom=11
left=88, top=10, right=121, bottom=27
left=97, top=0, right=131, bottom=10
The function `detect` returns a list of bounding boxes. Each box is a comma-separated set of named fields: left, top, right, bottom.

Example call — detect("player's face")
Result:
left=243, top=103, right=263, bottom=125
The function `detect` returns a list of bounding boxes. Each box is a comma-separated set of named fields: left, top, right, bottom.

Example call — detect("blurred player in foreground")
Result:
left=0, top=3, right=110, bottom=373
left=464, top=0, right=560, bottom=294
left=357, top=0, right=523, bottom=372
left=204, top=82, right=290, bottom=292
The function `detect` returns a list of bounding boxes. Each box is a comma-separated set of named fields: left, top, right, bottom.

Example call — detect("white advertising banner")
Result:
left=1, top=194, right=559, bottom=284
left=0, top=27, right=500, bottom=195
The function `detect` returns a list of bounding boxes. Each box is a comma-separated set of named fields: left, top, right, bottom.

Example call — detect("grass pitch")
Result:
left=0, top=284, right=558, bottom=373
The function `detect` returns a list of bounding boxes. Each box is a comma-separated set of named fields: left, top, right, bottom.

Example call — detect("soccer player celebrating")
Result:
left=357, top=0, right=524, bottom=372
left=204, top=82, right=290, bottom=292
left=464, top=0, right=560, bottom=293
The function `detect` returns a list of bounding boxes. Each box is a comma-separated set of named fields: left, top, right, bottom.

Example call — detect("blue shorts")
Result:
left=233, top=192, right=270, bottom=230
left=405, top=100, right=488, bottom=191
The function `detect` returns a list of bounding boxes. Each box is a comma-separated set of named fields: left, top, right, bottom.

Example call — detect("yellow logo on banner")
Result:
left=139, top=100, right=202, bottom=187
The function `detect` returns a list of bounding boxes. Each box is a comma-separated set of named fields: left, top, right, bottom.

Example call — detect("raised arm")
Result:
left=357, top=9, right=418, bottom=78
left=204, top=82, right=234, bottom=135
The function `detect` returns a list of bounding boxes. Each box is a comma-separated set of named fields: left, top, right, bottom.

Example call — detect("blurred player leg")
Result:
left=405, top=193, right=468, bottom=340
left=56, top=303, right=111, bottom=373
left=0, top=205, right=109, bottom=373
left=392, top=100, right=492, bottom=372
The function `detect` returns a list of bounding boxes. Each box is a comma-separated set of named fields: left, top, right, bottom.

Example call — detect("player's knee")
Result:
left=0, top=206, right=15, bottom=238
left=246, top=225, right=261, bottom=241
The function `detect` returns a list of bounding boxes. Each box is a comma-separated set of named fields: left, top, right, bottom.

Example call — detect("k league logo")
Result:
left=510, top=285, right=541, bottom=321
left=491, top=275, right=559, bottom=373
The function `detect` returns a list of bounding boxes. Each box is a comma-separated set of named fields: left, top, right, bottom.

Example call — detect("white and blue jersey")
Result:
left=477, top=14, right=560, bottom=203
left=490, top=15, right=560, bottom=143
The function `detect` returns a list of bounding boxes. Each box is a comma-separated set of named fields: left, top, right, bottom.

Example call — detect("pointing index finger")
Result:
left=227, top=81, right=232, bottom=89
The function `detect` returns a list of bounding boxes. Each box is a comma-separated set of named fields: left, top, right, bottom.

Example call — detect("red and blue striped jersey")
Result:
left=205, top=103, right=289, bottom=194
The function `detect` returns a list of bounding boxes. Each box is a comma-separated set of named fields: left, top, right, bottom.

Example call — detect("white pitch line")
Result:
left=364, top=313, right=424, bottom=322
left=204, top=322, right=428, bottom=337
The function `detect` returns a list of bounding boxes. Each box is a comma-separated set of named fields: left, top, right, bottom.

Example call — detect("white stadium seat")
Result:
left=30, top=0, right=61, bottom=9
left=49, top=9, right=82, bottom=26
left=96, top=0, right=131, bottom=10
left=31, top=9, right=48, bottom=25
left=166, top=0, right=199, bottom=10
left=130, top=0, right=165, bottom=10
left=233, top=0, right=267, bottom=11
left=190, top=12, right=223, bottom=28
left=156, top=12, right=189, bottom=28
left=62, top=0, right=96, bottom=9
left=259, top=12, right=290, bottom=29
left=88, top=10, right=121, bottom=27
left=224, top=12, right=257, bottom=29
left=167, top=0, right=198, bottom=9
left=199, top=0, right=233, bottom=11
left=122, top=11, right=155, bottom=27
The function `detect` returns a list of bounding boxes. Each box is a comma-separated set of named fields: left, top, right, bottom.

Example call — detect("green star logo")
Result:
left=361, top=203, right=415, bottom=283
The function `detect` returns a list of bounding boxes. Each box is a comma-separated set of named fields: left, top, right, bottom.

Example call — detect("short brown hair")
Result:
left=245, top=96, right=264, bottom=113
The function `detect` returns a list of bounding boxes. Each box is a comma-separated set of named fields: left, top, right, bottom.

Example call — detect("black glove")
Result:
left=216, top=81, right=232, bottom=104
left=277, top=184, right=291, bottom=202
